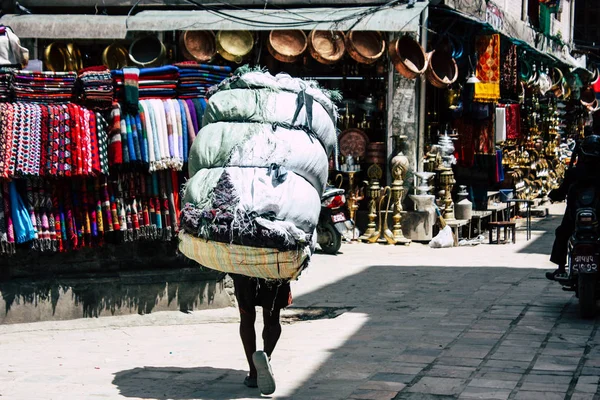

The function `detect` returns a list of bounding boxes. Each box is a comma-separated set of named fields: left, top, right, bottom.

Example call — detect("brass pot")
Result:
left=345, top=31, right=385, bottom=65
left=389, top=35, right=427, bottom=79
left=216, top=30, right=254, bottom=64
left=129, top=35, right=166, bottom=67
left=307, top=30, right=345, bottom=65
left=180, top=30, right=216, bottom=63
left=66, top=43, right=83, bottom=71
left=267, top=30, right=307, bottom=63
left=44, top=42, right=69, bottom=72
left=425, top=50, right=458, bottom=89
left=102, top=42, right=129, bottom=70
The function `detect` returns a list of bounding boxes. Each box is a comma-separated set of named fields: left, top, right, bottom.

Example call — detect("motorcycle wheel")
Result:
left=319, top=222, right=342, bottom=255
left=578, top=274, right=596, bottom=319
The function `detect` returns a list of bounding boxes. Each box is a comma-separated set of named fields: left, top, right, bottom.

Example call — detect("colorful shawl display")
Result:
left=0, top=102, right=108, bottom=178
left=474, top=34, right=501, bottom=103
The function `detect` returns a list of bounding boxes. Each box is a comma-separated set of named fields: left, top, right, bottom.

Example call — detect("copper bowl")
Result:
left=267, top=30, right=307, bottom=63
left=216, top=30, right=254, bottom=64
left=180, top=30, right=216, bottom=63
left=389, top=35, right=427, bottom=79
left=346, top=31, right=385, bottom=65
left=425, top=50, right=458, bottom=89
left=308, top=30, right=345, bottom=65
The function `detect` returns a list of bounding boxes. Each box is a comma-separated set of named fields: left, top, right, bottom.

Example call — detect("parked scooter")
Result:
left=554, top=181, right=600, bottom=318
left=317, top=186, right=354, bottom=254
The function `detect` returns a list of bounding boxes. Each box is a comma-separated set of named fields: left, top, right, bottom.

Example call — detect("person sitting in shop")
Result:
left=546, top=133, right=600, bottom=280
left=231, top=273, right=291, bottom=395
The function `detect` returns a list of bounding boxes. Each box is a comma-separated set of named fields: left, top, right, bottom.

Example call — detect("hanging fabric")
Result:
left=495, top=106, right=506, bottom=144
left=474, top=34, right=501, bottom=103
left=505, top=104, right=522, bottom=140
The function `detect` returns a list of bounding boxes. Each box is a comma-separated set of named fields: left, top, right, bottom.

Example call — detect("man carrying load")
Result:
left=178, top=67, right=340, bottom=395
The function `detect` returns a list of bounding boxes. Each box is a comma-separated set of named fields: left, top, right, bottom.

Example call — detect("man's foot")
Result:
left=252, top=351, right=276, bottom=395
left=546, top=268, right=567, bottom=281
left=243, top=375, right=258, bottom=388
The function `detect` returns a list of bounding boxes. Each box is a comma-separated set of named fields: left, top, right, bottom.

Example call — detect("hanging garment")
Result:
left=10, top=180, right=36, bottom=243
left=495, top=106, right=506, bottom=144
left=505, top=104, right=522, bottom=140
left=496, top=149, right=505, bottom=183
left=178, top=99, right=189, bottom=163
left=0, top=184, right=9, bottom=254
left=500, top=43, right=519, bottom=100
left=186, top=99, right=199, bottom=134
left=140, top=101, right=159, bottom=171
left=122, top=67, right=140, bottom=113
left=180, top=99, right=197, bottom=144
left=108, top=102, right=123, bottom=166
left=474, top=34, right=501, bottom=103
left=0, top=103, right=15, bottom=178
left=2, top=182, right=15, bottom=252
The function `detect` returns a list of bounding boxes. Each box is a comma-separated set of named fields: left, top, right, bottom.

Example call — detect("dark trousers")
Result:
left=550, top=204, right=575, bottom=268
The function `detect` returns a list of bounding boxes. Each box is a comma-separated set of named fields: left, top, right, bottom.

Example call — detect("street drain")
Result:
left=281, top=306, right=354, bottom=324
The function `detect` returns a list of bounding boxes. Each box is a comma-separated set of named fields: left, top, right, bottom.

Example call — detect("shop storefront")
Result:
left=0, top=1, right=432, bottom=280
left=403, top=4, right=597, bottom=243
left=0, top=0, right=596, bottom=267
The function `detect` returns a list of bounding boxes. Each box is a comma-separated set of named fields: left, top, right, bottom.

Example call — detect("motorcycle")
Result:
left=317, top=186, right=355, bottom=254
left=556, top=181, right=600, bottom=318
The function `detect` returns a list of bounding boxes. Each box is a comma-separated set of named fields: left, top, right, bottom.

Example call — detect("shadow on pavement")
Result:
left=0, top=269, right=223, bottom=318
left=113, top=366, right=264, bottom=400
left=281, top=264, right=595, bottom=399
left=110, top=263, right=596, bottom=400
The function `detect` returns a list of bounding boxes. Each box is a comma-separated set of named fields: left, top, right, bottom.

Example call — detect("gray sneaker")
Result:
left=252, top=351, right=276, bottom=395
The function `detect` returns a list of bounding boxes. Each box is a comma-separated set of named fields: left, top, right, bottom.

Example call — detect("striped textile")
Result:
left=178, top=231, right=309, bottom=281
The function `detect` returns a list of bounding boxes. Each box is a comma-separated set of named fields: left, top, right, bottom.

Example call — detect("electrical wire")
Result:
left=179, top=0, right=410, bottom=29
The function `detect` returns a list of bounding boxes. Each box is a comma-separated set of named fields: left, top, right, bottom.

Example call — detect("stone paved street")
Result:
left=2, top=204, right=600, bottom=400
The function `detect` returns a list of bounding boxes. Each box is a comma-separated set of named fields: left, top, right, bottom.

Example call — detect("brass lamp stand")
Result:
left=390, top=136, right=411, bottom=245
left=439, top=167, right=456, bottom=221
left=345, top=171, right=364, bottom=241
left=359, top=164, right=382, bottom=242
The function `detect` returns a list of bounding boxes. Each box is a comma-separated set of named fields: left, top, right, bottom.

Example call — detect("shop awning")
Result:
left=0, top=2, right=428, bottom=39
left=126, top=3, right=427, bottom=32
left=0, top=14, right=128, bottom=39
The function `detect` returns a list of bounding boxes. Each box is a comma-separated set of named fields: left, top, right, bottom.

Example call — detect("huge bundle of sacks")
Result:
left=178, top=67, right=339, bottom=280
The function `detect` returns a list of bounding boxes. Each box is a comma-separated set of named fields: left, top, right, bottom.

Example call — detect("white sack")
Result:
left=188, top=122, right=329, bottom=193
left=203, top=88, right=337, bottom=156
left=221, top=71, right=338, bottom=120
left=182, top=166, right=321, bottom=234
left=428, top=226, right=455, bottom=248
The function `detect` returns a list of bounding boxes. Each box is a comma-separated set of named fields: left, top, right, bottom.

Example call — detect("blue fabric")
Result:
left=178, top=72, right=229, bottom=79
left=179, top=83, right=213, bottom=88
left=139, top=66, right=179, bottom=76
left=10, top=181, right=36, bottom=244
left=135, top=113, right=148, bottom=164
left=125, top=114, right=138, bottom=162
left=496, top=150, right=505, bottom=182
left=178, top=64, right=232, bottom=72
left=179, top=100, right=189, bottom=163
